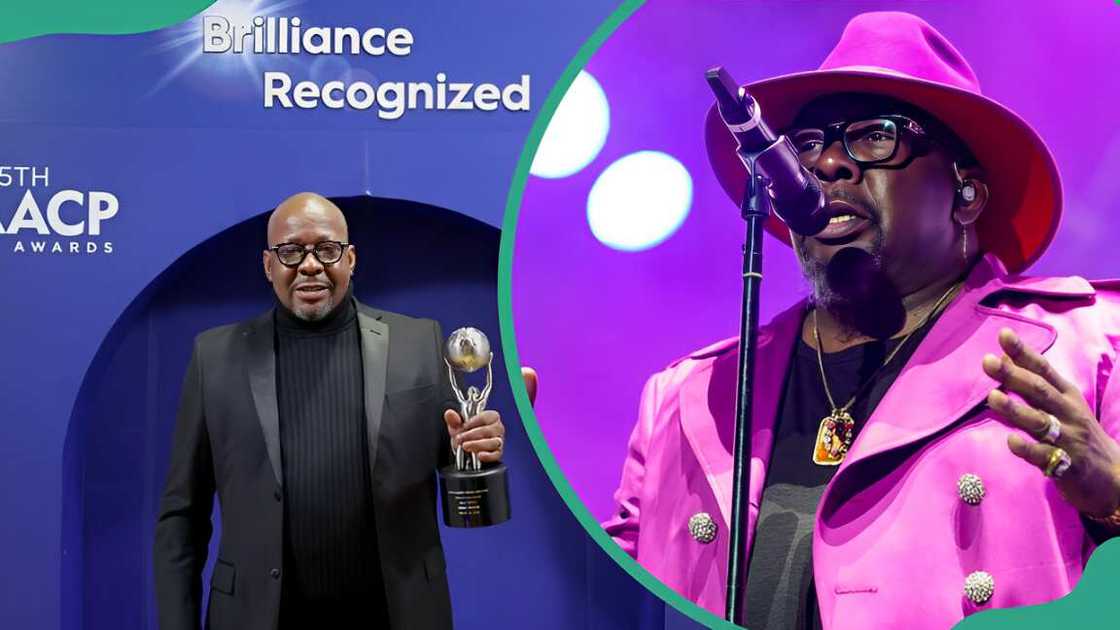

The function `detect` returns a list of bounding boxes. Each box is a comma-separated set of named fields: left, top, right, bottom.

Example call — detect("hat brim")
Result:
left=704, top=68, right=1062, bottom=273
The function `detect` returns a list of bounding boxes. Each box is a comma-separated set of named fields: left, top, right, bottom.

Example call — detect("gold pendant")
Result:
left=813, top=409, right=855, bottom=466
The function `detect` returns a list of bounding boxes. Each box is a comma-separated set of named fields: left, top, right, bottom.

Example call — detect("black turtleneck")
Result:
left=274, top=289, right=389, bottom=627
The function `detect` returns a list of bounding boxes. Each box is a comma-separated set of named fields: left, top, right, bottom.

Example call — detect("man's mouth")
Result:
left=293, top=284, right=331, bottom=300
left=813, top=200, right=873, bottom=244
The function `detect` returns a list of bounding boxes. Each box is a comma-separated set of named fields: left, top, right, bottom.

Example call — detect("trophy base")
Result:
left=438, top=463, right=510, bottom=528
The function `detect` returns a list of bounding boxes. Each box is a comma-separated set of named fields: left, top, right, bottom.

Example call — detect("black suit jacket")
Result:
left=154, top=300, right=457, bottom=630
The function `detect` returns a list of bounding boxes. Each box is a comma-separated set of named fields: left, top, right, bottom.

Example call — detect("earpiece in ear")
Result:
left=960, top=182, right=976, bottom=203
left=953, top=161, right=977, bottom=205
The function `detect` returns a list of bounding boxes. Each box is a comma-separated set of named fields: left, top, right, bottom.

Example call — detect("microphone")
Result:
left=705, top=66, right=828, bottom=236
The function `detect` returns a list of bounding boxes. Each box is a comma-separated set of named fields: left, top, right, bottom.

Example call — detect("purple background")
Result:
left=512, top=0, right=1120, bottom=521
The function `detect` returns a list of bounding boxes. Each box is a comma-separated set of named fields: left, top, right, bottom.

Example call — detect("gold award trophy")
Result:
left=438, top=327, right=511, bottom=527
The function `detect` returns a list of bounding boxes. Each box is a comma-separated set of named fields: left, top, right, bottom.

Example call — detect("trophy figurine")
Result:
left=438, top=327, right=511, bottom=527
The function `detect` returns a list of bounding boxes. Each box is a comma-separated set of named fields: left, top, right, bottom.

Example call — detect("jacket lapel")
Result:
left=356, top=306, right=389, bottom=481
left=679, top=301, right=805, bottom=529
left=246, top=311, right=283, bottom=486
left=819, top=255, right=1065, bottom=517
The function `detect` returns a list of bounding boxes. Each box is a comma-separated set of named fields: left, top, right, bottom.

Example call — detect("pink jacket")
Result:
left=603, top=254, right=1120, bottom=629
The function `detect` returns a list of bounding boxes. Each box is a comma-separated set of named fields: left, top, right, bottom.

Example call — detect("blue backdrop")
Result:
left=0, top=2, right=702, bottom=629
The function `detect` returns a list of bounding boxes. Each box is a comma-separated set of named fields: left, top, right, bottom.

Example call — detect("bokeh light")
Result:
left=529, top=70, right=610, bottom=179
left=586, top=150, right=692, bottom=251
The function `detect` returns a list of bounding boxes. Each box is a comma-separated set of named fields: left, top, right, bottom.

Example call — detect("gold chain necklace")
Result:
left=810, top=282, right=961, bottom=465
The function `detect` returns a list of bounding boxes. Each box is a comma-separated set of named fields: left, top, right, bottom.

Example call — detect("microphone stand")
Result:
left=723, top=146, right=769, bottom=626
left=706, top=66, right=825, bottom=626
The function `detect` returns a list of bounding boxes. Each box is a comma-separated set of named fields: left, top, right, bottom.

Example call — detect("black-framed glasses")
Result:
left=267, top=240, right=350, bottom=267
left=787, top=115, right=931, bottom=170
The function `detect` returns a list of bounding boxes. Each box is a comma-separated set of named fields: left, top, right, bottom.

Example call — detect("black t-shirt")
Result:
left=745, top=311, right=937, bottom=630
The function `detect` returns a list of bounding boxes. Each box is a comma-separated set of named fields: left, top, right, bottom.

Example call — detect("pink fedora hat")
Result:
left=704, top=11, right=1062, bottom=273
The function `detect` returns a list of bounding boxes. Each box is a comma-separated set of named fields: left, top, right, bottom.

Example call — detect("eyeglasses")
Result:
left=787, top=115, right=931, bottom=170
left=267, top=240, right=350, bottom=267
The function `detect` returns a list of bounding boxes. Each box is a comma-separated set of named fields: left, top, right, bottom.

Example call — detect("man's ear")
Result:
left=952, top=164, right=988, bottom=226
left=263, top=250, right=273, bottom=282
left=347, top=244, right=357, bottom=275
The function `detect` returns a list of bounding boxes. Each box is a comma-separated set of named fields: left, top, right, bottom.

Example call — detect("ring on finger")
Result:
left=1039, top=413, right=1061, bottom=444
left=1044, top=447, right=1072, bottom=478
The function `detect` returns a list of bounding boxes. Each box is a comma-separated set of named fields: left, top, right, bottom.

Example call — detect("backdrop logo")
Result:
left=0, top=166, right=117, bottom=254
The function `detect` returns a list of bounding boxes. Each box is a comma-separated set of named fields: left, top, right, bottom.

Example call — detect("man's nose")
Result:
left=812, top=140, right=861, bottom=184
left=297, top=250, right=324, bottom=275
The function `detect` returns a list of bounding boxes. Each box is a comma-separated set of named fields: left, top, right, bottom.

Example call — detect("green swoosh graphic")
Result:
left=0, top=0, right=216, bottom=44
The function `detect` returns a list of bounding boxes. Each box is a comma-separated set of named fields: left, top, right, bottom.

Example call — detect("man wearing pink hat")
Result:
left=604, top=12, right=1120, bottom=629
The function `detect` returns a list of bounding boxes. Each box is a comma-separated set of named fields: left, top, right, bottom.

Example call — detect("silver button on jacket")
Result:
left=964, top=571, right=995, bottom=605
left=688, top=512, right=717, bottom=544
left=957, top=473, right=985, bottom=505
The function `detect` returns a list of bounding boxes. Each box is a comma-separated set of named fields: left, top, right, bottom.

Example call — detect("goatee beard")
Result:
left=295, top=296, right=335, bottom=322
left=800, top=241, right=906, bottom=339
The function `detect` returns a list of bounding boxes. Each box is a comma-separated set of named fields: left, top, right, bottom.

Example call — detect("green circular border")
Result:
left=496, top=1, right=737, bottom=627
